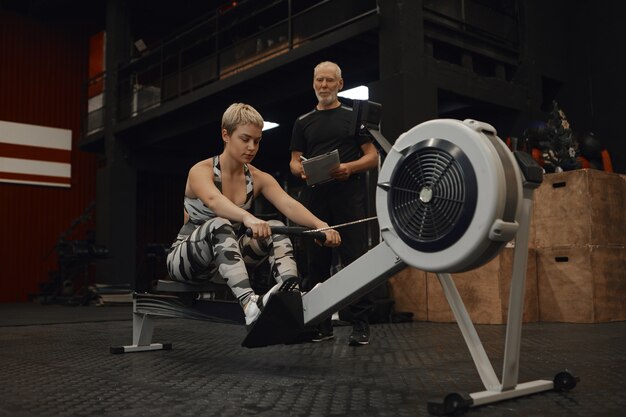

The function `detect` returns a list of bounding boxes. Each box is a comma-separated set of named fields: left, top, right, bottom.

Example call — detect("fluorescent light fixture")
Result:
left=338, top=85, right=369, bottom=100
left=263, top=121, right=279, bottom=131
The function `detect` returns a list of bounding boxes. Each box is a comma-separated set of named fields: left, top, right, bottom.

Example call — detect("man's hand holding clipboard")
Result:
left=300, top=149, right=341, bottom=186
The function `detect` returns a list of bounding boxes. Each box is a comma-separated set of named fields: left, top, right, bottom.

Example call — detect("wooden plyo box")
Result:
left=533, top=169, right=626, bottom=248
left=537, top=245, right=626, bottom=323
left=426, top=247, right=539, bottom=324
left=388, top=267, right=427, bottom=321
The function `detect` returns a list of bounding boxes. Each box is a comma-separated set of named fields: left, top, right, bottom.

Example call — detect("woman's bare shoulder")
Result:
left=186, top=158, right=215, bottom=197
left=248, top=163, right=270, bottom=180
left=191, top=157, right=214, bottom=170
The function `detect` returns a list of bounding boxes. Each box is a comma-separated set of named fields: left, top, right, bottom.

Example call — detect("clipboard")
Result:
left=301, top=149, right=340, bottom=186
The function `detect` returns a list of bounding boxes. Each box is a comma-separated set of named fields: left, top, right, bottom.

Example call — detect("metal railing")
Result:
left=84, top=71, right=106, bottom=137
left=81, top=0, right=378, bottom=138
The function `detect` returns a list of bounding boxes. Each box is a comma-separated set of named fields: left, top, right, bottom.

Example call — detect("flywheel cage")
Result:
left=388, top=138, right=478, bottom=252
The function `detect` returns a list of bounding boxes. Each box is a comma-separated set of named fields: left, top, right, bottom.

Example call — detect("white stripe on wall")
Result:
left=0, top=178, right=70, bottom=188
left=0, top=157, right=71, bottom=178
left=0, top=120, right=72, bottom=150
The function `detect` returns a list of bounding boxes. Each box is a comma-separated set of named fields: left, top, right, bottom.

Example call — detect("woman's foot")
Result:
left=244, top=294, right=261, bottom=326
left=243, top=280, right=285, bottom=327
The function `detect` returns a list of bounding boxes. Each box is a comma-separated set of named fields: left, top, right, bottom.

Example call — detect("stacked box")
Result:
left=387, top=248, right=538, bottom=325
left=387, top=170, right=625, bottom=325
left=533, top=169, right=626, bottom=323
left=533, top=169, right=626, bottom=247
left=426, top=247, right=539, bottom=324
left=536, top=245, right=625, bottom=323
left=388, top=267, right=427, bottom=321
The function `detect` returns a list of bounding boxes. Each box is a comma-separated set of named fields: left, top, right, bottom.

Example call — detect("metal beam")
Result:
left=301, top=242, right=405, bottom=326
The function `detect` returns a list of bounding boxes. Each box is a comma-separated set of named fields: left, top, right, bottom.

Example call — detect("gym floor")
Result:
left=0, top=303, right=624, bottom=417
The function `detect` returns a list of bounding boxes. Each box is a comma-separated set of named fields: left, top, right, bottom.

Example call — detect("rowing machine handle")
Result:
left=244, top=226, right=326, bottom=242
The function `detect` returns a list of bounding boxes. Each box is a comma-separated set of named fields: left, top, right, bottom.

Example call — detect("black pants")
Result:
left=299, top=176, right=374, bottom=323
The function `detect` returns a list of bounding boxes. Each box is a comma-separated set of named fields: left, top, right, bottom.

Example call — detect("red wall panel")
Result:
left=0, top=12, right=97, bottom=302
left=88, top=31, right=105, bottom=98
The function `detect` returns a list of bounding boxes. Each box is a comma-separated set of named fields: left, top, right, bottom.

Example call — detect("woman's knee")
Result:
left=199, top=217, right=237, bottom=241
left=267, top=220, right=293, bottom=247
left=210, top=217, right=235, bottom=231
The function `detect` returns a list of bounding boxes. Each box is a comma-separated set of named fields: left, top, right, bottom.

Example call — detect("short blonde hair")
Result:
left=221, top=103, right=264, bottom=135
left=314, top=61, right=342, bottom=79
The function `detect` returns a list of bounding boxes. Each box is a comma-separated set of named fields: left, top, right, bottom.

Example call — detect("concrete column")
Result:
left=96, top=0, right=137, bottom=285
left=370, top=0, right=437, bottom=145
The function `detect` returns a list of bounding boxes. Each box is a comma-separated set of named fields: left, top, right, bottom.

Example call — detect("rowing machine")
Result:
left=112, top=118, right=578, bottom=416
left=244, top=118, right=578, bottom=415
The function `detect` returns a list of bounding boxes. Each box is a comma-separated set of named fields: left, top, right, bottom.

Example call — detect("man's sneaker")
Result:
left=311, top=317, right=334, bottom=342
left=348, top=320, right=370, bottom=346
left=311, top=329, right=334, bottom=342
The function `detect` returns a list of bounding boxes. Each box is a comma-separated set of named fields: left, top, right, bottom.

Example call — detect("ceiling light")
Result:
left=263, top=121, right=279, bottom=131
left=338, top=85, right=369, bottom=100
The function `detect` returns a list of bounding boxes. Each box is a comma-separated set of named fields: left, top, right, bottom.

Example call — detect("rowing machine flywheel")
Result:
left=376, top=119, right=522, bottom=272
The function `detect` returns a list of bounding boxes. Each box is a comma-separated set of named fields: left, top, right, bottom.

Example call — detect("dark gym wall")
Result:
left=0, top=11, right=96, bottom=302
left=372, top=0, right=626, bottom=176
left=560, top=2, right=626, bottom=174
left=521, top=0, right=626, bottom=174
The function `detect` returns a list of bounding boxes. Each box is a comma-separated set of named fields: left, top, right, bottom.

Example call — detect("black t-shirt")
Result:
left=290, top=105, right=371, bottom=163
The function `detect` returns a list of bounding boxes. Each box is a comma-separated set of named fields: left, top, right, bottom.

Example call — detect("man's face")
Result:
left=313, top=64, right=343, bottom=107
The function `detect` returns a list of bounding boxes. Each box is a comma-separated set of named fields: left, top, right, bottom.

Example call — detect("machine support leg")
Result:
left=132, top=311, right=156, bottom=347
left=436, top=273, right=501, bottom=391
left=501, top=188, right=534, bottom=389
left=110, top=300, right=170, bottom=354
left=428, top=179, right=572, bottom=415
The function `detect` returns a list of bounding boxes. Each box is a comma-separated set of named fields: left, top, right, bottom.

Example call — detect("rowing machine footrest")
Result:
left=241, top=292, right=305, bottom=348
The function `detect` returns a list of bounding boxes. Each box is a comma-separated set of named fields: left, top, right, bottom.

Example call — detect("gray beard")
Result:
left=315, top=93, right=335, bottom=107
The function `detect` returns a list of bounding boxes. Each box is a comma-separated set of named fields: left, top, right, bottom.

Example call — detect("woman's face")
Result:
left=222, top=123, right=262, bottom=163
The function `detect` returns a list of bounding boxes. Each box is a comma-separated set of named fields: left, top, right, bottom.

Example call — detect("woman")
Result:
left=166, top=103, right=340, bottom=328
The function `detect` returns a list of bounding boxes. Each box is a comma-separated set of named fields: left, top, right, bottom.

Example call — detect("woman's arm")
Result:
left=187, top=161, right=270, bottom=238
left=254, top=167, right=340, bottom=246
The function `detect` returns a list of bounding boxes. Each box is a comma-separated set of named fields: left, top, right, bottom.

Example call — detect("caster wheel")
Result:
left=110, top=346, right=124, bottom=354
left=553, top=370, right=579, bottom=391
left=444, top=392, right=472, bottom=415
left=428, top=392, right=472, bottom=416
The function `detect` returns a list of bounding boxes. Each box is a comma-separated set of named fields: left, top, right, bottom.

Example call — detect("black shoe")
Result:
left=311, top=317, right=334, bottom=342
left=348, top=321, right=370, bottom=346
left=312, top=330, right=334, bottom=342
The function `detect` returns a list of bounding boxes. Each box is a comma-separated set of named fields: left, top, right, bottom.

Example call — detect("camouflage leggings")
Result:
left=166, top=217, right=298, bottom=307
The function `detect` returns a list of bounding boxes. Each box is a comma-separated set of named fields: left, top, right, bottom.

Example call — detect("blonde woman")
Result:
left=167, top=103, right=340, bottom=328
